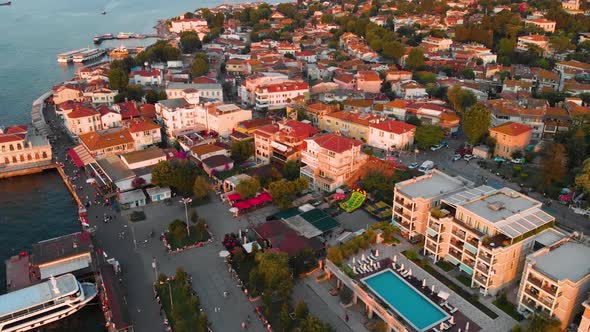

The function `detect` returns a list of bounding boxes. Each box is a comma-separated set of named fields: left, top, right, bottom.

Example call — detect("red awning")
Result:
left=257, top=192, right=272, bottom=202
left=68, top=148, right=84, bottom=168
left=247, top=198, right=263, bottom=206
left=234, top=201, right=251, bottom=210
left=227, top=193, right=241, bottom=201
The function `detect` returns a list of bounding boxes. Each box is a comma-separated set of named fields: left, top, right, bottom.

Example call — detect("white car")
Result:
left=463, top=154, right=475, bottom=161
left=430, top=144, right=443, bottom=151
left=408, top=162, right=419, bottom=169
left=452, top=154, right=462, bottom=161
left=510, top=158, right=525, bottom=164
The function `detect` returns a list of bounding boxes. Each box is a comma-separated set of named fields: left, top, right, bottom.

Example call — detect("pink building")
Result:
left=356, top=71, right=382, bottom=94
left=368, top=120, right=416, bottom=150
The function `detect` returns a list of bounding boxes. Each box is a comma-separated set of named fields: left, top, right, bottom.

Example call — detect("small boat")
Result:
left=101, top=11, right=106, bottom=15
left=0, top=1, right=12, bottom=6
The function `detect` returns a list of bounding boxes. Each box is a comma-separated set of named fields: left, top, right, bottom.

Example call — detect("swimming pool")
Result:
left=362, top=269, right=449, bottom=331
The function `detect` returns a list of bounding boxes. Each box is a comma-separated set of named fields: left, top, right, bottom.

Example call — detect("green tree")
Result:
left=462, top=68, right=475, bottom=79
left=145, top=89, right=167, bottom=104
left=109, top=67, right=129, bottom=91
left=152, top=160, right=175, bottom=188
left=415, top=125, right=444, bottom=150
left=190, top=57, right=209, bottom=77
left=406, top=115, right=422, bottom=126
left=447, top=85, right=477, bottom=113
left=405, top=48, right=424, bottom=70
left=526, top=314, right=561, bottom=332
left=235, top=177, right=260, bottom=199
left=540, top=143, right=567, bottom=191
left=268, top=178, right=309, bottom=210
left=279, top=303, right=293, bottom=331
left=282, top=160, right=301, bottom=180
left=180, top=31, right=202, bottom=53
left=254, top=252, right=292, bottom=300
left=463, top=103, right=491, bottom=145
left=192, top=176, right=211, bottom=200
left=294, top=300, right=309, bottom=320
left=382, top=41, right=405, bottom=61
left=299, top=316, right=334, bottom=332
left=575, top=159, right=590, bottom=193
left=549, top=34, right=575, bottom=54
left=230, top=140, right=254, bottom=164
left=339, top=287, right=353, bottom=304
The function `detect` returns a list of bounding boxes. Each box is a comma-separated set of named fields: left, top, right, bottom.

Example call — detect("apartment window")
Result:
left=328, top=151, right=335, bottom=157
left=17, top=143, right=22, bottom=150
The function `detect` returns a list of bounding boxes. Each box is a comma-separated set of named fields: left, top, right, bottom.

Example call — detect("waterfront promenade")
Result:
left=43, top=102, right=270, bottom=331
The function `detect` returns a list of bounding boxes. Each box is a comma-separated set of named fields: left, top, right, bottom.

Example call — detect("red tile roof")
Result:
left=310, top=133, right=362, bottom=153
left=0, top=134, right=25, bottom=144
left=129, top=69, right=161, bottom=78
left=490, top=122, right=532, bottom=136
left=116, top=101, right=140, bottom=119
left=370, top=120, right=416, bottom=134
left=4, top=125, right=28, bottom=134
left=123, top=118, right=160, bottom=133
left=260, top=81, right=309, bottom=93
left=67, top=105, right=97, bottom=119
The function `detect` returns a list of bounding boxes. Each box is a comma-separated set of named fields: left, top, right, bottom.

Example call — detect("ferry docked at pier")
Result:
left=57, top=48, right=89, bottom=63
left=117, top=32, right=134, bottom=39
left=0, top=274, right=97, bottom=332
left=73, top=48, right=106, bottom=63
left=93, top=33, right=114, bottom=44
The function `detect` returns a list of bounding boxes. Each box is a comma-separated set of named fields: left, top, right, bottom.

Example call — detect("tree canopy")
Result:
left=415, top=125, right=444, bottom=150
left=180, top=31, right=202, bottom=53
left=447, top=85, right=477, bottom=114
left=575, top=159, right=590, bottom=193
left=268, top=178, right=309, bottom=210
left=235, top=177, right=260, bottom=199
left=405, top=48, right=425, bottom=70
left=108, top=67, right=129, bottom=91
left=540, top=143, right=567, bottom=191
left=230, top=140, right=254, bottom=164
left=190, top=55, right=209, bottom=77
left=462, top=103, right=491, bottom=145
left=192, top=176, right=211, bottom=200
left=152, top=160, right=198, bottom=197
left=135, top=41, right=180, bottom=64
left=282, top=160, right=301, bottom=181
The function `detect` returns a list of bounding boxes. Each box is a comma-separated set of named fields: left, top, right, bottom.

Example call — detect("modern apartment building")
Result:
left=253, top=81, right=309, bottom=111
left=392, top=170, right=469, bottom=239
left=517, top=239, right=590, bottom=330
left=423, top=185, right=558, bottom=295
left=300, top=133, right=367, bottom=192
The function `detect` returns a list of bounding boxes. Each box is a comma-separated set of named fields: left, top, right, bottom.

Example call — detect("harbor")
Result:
left=93, top=32, right=163, bottom=44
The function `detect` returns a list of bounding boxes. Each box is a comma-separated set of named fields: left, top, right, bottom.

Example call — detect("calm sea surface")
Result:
left=0, top=0, right=258, bottom=330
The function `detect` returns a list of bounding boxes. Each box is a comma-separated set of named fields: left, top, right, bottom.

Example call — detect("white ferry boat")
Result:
left=72, top=48, right=106, bottom=63
left=57, top=48, right=89, bottom=63
left=117, top=32, right=134, bottom=39
left=0, top=274, right=97, bottom=332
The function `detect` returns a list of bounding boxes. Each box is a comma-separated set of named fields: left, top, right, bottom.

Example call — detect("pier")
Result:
left=93, top=33, right=163, bottom=44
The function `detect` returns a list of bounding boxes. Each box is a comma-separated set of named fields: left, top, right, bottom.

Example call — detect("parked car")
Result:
left=430, top=144, right=443, bottom=151
left=463, top=154, right=476, bottom=161
left=408, top=162, right=419, bottom=169
left=510, top=158, right=525, bottom=164
left=418, top=160, right=434, bottom=173
left=452, top=154, right=462, bottom=161
left=493, top=157, right=506, bottom=163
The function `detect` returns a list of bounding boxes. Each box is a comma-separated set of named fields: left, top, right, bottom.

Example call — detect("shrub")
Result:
left=404, top=249, right=418, bottom=261
left=294, top=300, right=309, bottom=320
left=520, top=172, right=529, bottom=180
left=339, top=287, right=353, bottom=305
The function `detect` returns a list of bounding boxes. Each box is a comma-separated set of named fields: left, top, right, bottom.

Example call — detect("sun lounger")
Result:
left=443, top=302, right=458, bottom=313
left=433, top=328, right=442, bottom=332
left=397, top=266, right=404, bottom=272
left=369, top=253, right=378, bottom=261
left=353, top=266, right=358, bottom=274
left=376, top=261, right=381, bottom=269
left=401, top=270, right=410, bottom=277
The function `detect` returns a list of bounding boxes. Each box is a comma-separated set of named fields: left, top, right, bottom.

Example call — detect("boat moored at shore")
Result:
left=0, top=274, right=97, bottom=332
left=57, top=48, right=89, bottom=63
left=72, top=48, right=106, bottom=63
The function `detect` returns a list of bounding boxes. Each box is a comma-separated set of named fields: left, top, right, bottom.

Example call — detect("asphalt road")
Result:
left=398, top=137, right=590, bottom=234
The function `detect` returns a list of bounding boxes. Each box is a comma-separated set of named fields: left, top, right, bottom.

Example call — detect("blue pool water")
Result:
left=363, top=269, right=448, bottom=331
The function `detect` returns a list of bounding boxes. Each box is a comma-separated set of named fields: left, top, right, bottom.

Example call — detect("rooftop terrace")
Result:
left=532, top=242, right=590, bottom=283
left=397, top=170, right=468, bottom=200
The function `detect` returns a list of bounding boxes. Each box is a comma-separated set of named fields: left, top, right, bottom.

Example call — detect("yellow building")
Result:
left=319, top=111, right=384, bottom=143
left=517, top=239, right=590, bottom=330
left=423, top=185, right=559, bottom=296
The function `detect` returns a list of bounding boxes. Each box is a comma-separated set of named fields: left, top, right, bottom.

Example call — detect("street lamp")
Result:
left=180, top=197, right=192, bottom=236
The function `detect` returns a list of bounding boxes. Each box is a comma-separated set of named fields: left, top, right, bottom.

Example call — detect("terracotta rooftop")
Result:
left=370, top=120, right=416, bottom=134
left=309, top=133, right=362, bottom=153
left=490, top=122, right=532, bottom=136
left=79, top=128, right=134, bottom=151
left=67, top=105, right=97, bottom=119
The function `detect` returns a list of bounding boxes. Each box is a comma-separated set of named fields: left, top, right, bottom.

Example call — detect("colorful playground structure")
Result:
left=339, top=189, right=367, bottom=213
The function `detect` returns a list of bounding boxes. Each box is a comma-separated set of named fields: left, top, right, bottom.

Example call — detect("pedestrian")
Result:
left=345, top=312, right=349, bottom=322
left=242, top=322, right=246, bottom=329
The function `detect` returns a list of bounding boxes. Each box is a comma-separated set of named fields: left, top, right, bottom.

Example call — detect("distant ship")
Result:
left=0, top=274, right=97, bottom=332
left=101, top=10, right=106, bottom=15
left=0, top=1, right=11, bottom=6
left=117, top=32, right=134, bottom=39
left=108, top=46, right=129, bottom=58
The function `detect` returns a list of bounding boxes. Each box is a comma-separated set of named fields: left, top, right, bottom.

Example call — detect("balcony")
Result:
left=451, top=229, right=466, bottom=240
left=476, top=263, right=490, bottom=274
left=430, top=208, right=450, bottom=219
left=527, top=275, right=558, bottom=296
left=449, top=249, right=462, bottom=261
left=525, top=288, right=554, bottom=309
left=394, top=197, right=413, bottom=210
left=428, top=223, right=441, bottom=233
left=425, top=242, right=438, bottom=254
left=473, top=274, right=487, bottom=286
left=450, top=239, right=464, bottom=251
left=478, top=253, right=493, bottom=264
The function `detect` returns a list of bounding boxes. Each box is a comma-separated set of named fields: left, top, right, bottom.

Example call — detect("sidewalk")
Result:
left=299, top=274, right=368, bottom=332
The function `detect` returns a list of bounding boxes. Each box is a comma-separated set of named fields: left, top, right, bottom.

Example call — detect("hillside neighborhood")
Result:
left=2, top=0, right=590, bottom=331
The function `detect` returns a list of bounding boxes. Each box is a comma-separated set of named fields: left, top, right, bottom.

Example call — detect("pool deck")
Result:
left=347, top=250, right=482, bottom=332
left=361, top=268, right=449, bottom=332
